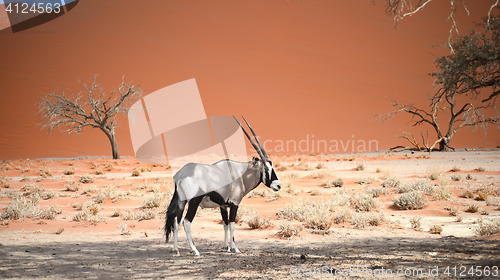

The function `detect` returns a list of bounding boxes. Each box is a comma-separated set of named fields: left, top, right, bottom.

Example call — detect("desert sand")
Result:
left=1, top=151, right=499, bottom=279
left=0, top=0, right=499, bottom=161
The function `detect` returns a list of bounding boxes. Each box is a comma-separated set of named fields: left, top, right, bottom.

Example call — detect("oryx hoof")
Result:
left=192, top=250, right=200, bottom=256
left=171, top=249, right=180, bottom=257
left=232, top=247, right=240, bottom=253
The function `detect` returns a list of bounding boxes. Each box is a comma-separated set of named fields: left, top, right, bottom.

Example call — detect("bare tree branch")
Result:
left=38, top=75, right=143, bottom=159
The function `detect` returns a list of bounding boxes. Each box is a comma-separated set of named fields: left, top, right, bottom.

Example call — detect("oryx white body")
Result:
left=164, top=117, right=281, bottom=256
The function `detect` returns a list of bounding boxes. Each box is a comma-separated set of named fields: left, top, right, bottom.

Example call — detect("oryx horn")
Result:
left=233, top=116, right=266, bottom=160
left=241, top=116, right=269, bottom=160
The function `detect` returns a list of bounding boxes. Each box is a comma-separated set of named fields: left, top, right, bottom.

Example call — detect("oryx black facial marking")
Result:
left=164, top=117, right=281, bottom=256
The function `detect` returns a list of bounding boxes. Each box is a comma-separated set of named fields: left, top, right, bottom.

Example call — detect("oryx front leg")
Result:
left=183, top=197, right=202, bottom=256
left=229, top=205, right=240, bottom=253
left=183, top=220, right=199, bottom=256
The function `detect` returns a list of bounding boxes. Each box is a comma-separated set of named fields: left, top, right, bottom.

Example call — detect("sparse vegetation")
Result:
left=430, top=224, right=443, bottom=234
left=466, top=203, right=479, bottom=213
left=461, top=189, right=474, bottom=199
left=331, top=178, right=344, bottom=188
left=475, top=191, right=488, bottom=201
left=474, top=167, right=486, bottom=172
left=449, top=166, right=461, bottom=172
left=131, top=169, right=141, bottom=177
left=383, top=177, right=400, bottom=188
left=277, top=221, right=302, bottom=238
left=355, top=162, right=366, bottom=171
left=410, top=216, right=422, bottom=230
left=393, top=191, right=427, bottom=210
left=355, top=178, right=372, bottom=185
left=79, top=175, right=94, bottom=184
left=355, top=195, right=379, bottom=212
left=397, top=181, right=435, bottom=195
left=475, top=219, right=500, bottom=236
left=450, top=174, right=461, bottom=182
left=247, top=211, right=271, bottom=229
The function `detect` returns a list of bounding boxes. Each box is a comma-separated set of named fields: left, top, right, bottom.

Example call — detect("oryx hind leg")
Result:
left=172, top=201, right=186, bottom=256
left=229, top=205, right=240, bottom=253
left=183, top=196, right=203, bottom=256
left=220, top=206, right=230, bottom=252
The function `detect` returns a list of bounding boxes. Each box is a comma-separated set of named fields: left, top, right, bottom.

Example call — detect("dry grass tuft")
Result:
left=63, top=167, right=75, bottom=175
left=474, top=167, right=486, bottom=172
left=397, top=181, right=435, bottom=195
left=355, top=178, right=372, bottom=185
left=393, top=191, right=427, bottom=210
left=247, top=211, right=271, bottom=229
left=277, top=221, right=302, bottom=238
left=475, top=219, right=500, bottom=236
left=79, top=175, right=94, bottom=184
left=383, top=177, right=400, bottom=188
left=450, top=174, right=462, bottom=182
left=466, top=203, right=479, bottom=213
left=119, top=223, right=132, bottom=235
left=131, top=169, right=141, bottom=177
left=355, top=195, right=379, bottom=212
left=142, top=193, right=163, bottom=209
left=335, top=208, right=353, bottom=224
left=475, top=191, right=488, bottom=201
left=430, top=224, right=443, bottom=234
left=331, top=178, right=344, bottom=188
left=355, top=162, right=366, bottom=171
left=410, top=216, right=422, bottom=230
left=461, top=189, right=474, bottom=198
left=449, top=166, right=461, bottom=172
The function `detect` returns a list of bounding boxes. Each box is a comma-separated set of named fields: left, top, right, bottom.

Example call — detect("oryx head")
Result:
left=234, top=116, right=281, bottom=191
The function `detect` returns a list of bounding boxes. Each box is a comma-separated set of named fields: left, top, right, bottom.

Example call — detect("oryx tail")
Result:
left=164, top=184, right=180, bottom=242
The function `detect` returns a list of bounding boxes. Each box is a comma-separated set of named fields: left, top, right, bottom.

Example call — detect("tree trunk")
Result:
left=438, top=136, right=451, bottom=151
left=101, top=127, right=120, bottom=159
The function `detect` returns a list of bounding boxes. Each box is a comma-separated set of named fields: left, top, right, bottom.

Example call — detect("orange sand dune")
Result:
left=0, top=0, right=498, bottom=160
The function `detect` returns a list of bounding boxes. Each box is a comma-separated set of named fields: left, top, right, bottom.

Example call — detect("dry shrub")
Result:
left=142, top=193, right=163, bottom=209
left=309, top=189, right=321, bottom=196
left=355, top=163, right=366, bottom=171
left=136, top=209, right=158, bottom=221
left=277, top=221, right=302, bottom=238
left=448, top=207, right=459, bottom=216
left=65, top=181, right=80, bottom=192
left=79, top=175, right=94, bottom=184
left=81, top=185, right=97, bottom=195
left=288, top=172, right=299, bottom=179
left=428, top=173, right=439, bottom=181
left=247, top=211, right=271, bottom=229
left=350, top=213, right=384, bottom=229
left=54, top=227, right=64, bottom=235
left=480, top=209, right=490, bottom=215
left=331, top=178, right=344, bottom=188
left=410, top=216, right=422, bottom=230
left=475, top=191, right=488, bottom=201
left=449, top=166, right=461, bottom=172
left=316, top=162, right=325, bottom=169
left=131, top=169, right=141, bottom=177
left=466, top=203, right=479, bottom=213
left=94, top=192, right=107, bottom=204
left=461, top=189, right=474, bottom=198
left=383, top=177, right=400, bottom=188
left=393, top=191, right=427, bottom=210
left=436, top=186, right=452, bottom=200
left=475, top=219, right=500, bottom=236
left=450, top=174, right=462, bottom=182
left=249, top=188, right=267, bottom=198
left=355, top=178, right=372, bottom=185
left=355, top=195, right=379, bottom=212
left=95, top=169, right=104, bottom=175
left=119, top=223, right=132, bottom=235
left=367, top=187, right=384, bottom=198
left=474, top=167, right=486, bottom=172
left=397, top=181, right=435, bottom=195
left=430, top=224, right=443, bottom=234
left=335, top=208, right=353, bottom=224
left=465, top=173, right=474, bottom=180
left=266, top=191, right=282, bottom=202
left=0, top=196, right=38, bottom=220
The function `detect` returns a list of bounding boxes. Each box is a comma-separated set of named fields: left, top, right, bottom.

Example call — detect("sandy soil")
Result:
left=0, top=151, right=499, bottom=279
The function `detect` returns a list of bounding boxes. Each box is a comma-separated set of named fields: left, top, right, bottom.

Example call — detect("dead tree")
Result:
left=38, top=75, right=142, bottom=159
left=385, top=0, right=500, bottom=50
left=379, top=16, right=500, bottom=151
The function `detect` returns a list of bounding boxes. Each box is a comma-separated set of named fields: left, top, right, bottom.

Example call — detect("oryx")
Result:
left=164, top=116, right=281, bottom=256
